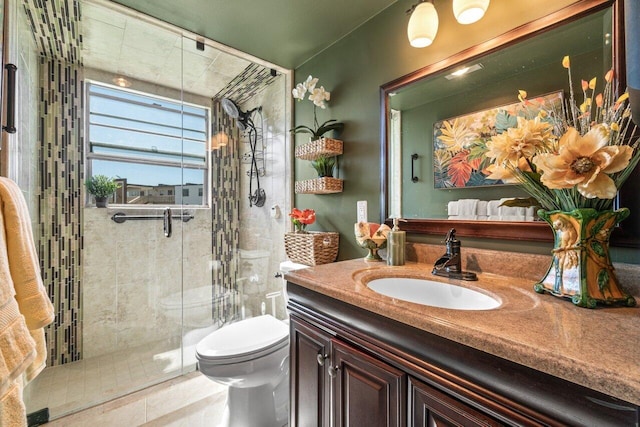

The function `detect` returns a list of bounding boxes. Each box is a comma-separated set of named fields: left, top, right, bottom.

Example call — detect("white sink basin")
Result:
left=367, top=278, right=501, bottom=310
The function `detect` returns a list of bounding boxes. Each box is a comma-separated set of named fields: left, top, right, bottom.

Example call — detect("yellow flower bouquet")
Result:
left=483, top=56, right=638, bottom=308
left=485, top=56, right=638, bottom=212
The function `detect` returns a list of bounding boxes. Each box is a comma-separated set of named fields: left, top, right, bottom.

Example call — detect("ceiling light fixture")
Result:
left=112, top=76, right=131, bottom=88
left=407, top=0, right=439, bottom=48
left=453, top=0, right=490, bottom=25
left=450, top=67, right=470, bottom=77
left=444, top=63, right=484, bottom=80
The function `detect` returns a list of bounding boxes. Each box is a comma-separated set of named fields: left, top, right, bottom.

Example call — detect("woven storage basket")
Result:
left=284, top=231, right=339, bottom=266
left=295, top=177, right=343, bottom=194
left=295, top=138, right=343, bottom=160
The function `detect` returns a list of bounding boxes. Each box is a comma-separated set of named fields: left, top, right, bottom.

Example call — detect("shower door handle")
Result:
left=3, top=64, right=17, bottom=134
left=163, top=207, right=172, bottom=237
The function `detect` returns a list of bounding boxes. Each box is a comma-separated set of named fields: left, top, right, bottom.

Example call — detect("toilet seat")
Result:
left=196, top=315, right=289, bottom=364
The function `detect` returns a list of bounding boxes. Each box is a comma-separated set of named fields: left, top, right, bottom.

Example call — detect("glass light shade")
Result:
left=407, top=2, right=439, bottom=48
left=453, top=0, right=490, bottom=25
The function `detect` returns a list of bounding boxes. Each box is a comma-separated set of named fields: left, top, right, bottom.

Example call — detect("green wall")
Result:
left=292, top=0, right=639, bottom=264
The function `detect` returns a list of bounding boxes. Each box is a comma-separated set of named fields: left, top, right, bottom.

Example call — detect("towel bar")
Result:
left=111, top=211, right=194, bottom=224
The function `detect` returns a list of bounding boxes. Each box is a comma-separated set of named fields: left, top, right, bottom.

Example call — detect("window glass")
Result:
left=86, top=81, right=210, bottom=206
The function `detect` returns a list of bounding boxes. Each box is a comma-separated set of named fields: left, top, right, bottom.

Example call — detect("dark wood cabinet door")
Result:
left=290, top=316, right=332, bottom=427
left=409, top=377, right=504, bottom=427
left=332, top=339, right=406, bottom=427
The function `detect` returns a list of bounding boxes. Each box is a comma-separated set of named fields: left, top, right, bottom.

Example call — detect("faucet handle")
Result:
left=445, top=228, right=456, bottom=242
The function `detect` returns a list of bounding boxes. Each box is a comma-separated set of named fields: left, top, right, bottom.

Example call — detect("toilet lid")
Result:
left=196, top=315, right=288, bottom=360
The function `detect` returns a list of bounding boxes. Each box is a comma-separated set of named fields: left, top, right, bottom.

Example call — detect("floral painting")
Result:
left=433, top=91, right=563, bottom=188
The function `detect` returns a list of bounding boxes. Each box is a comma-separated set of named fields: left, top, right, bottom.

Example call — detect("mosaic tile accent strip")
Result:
left=211, top=99, right=241, bottom=323
left=22, top=0, right=83, bottom=65
left=38, top=58, right=84, bottom=365
left=215, top=63, right=279, bottom=106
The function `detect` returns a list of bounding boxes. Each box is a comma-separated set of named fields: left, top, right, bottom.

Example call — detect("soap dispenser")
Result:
left=387, top=218, right=406, bottom=266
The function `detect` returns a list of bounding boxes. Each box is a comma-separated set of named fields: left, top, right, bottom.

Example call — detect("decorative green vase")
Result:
left=534, top=208, right=636, bottom=309
left=357, top=239, right=386, bottom=262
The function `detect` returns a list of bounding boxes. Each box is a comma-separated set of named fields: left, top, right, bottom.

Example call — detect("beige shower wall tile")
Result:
left=83, top=321, right=118, bottom=359
left=115, top=245, right=153, bottom=286
left=182, top=253, right=212, bottom=288
left=83, top=229, right=118, bottom=269
left=115, top=281, right=164, bottom=346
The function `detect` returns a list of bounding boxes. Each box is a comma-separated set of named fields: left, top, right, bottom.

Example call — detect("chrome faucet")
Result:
left=432, top=228, right=477, bottom=281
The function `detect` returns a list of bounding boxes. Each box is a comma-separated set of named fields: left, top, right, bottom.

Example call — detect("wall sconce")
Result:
left=407, top=0, right=439, bottom=48
left=209, top=132, right=229, bottom=151
left=453, top=0, right=490, bottom=25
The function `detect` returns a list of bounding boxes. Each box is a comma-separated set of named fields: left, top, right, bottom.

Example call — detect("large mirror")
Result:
left=381, top=0, right=638, bottom=246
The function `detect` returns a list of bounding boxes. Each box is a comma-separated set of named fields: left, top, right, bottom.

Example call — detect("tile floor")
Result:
left=24, top=338, right=213, bottom=423
left=41, top=371, right=227, bottom=426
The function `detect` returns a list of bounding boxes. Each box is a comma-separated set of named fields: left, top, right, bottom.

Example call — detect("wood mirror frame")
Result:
left=379, top=0, right=638, bottom=246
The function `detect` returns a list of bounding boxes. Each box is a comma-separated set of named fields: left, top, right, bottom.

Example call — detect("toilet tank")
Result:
left=279, top=261, right=308, bottom=303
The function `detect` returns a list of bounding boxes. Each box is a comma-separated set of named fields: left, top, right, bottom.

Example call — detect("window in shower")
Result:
left=85, top=80, right=210, bottom=206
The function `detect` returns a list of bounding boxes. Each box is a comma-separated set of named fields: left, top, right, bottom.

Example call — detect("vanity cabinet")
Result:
left=290, top=316, right=332, bottom=426
left=290, top=316, right=405, bottom=427
left=409, top=377, right=502, bottom=427
left=332, top=339, right=405, bottom=426
left=290, top=314, right=502, bottom=427
left=287, top=281, right=639, bottom=427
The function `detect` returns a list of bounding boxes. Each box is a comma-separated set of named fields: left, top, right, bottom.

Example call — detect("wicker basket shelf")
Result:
left=295, top=177, right=343, bottom=194
left=295, top=138, right=343, bottom=160
left=284, top=231, right=339, bottom=266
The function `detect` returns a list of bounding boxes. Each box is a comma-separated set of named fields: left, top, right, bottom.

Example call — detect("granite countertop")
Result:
left=284, top=257, right=640, bottom=406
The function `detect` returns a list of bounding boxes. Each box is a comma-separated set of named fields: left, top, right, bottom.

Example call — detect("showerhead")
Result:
left=221, top=98, right=241, bottom=119
left=221, top=97, right=253, bottom=131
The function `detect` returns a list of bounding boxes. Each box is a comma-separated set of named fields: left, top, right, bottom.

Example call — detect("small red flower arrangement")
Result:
left=289, top=208, right=316, bottom=233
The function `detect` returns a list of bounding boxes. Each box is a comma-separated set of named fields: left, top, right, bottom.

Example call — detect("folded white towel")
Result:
left=447, top=201, right=459, bottom=216
left=487, top=200, right=501, bottom=217
left=525, top=206, right=536, bottom=221
left=476, top=201, right=488, bottom=217
left=458, top=199, right=479, bottom=217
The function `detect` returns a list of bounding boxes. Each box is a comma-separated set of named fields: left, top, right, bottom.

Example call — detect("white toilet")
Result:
left=195, top=260, right=307, bottom=427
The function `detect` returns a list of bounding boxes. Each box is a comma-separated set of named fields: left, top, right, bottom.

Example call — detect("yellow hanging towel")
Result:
left=0, top=177, right=55, bottom=426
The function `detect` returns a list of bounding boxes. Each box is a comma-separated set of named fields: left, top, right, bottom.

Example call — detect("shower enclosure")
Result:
left=0, top=0, right=291, bottom=420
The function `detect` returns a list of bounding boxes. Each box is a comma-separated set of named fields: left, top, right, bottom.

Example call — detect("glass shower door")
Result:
left=18, top=0, right=193, bottom=418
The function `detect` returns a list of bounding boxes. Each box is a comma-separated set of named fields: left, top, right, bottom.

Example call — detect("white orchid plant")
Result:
left=291, top=75, right=344, bottom=140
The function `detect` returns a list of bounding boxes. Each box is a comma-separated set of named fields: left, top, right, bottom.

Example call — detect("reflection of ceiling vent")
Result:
left=444, top=63, right=483, bottom=80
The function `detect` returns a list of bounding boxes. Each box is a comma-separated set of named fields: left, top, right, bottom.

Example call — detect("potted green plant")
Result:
left=85, top=175, right=119, bottom=207
left=310, top=155, right=336, bottom=178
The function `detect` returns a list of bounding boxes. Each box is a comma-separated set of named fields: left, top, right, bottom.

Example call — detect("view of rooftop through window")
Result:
left=86, top=81, right=210, bottom=206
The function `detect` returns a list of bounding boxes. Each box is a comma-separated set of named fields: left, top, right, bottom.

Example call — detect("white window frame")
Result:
left=85, top=80, right=211, bottom=207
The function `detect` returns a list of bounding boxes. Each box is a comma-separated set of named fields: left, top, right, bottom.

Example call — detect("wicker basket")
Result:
left=295, top=138, right=343, bottom=160
left=284, top=231, right=339, bottom=266
left=295, top=177, right=343, bottom=194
